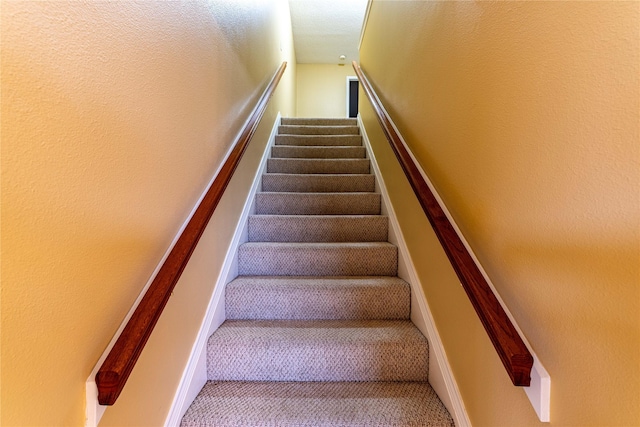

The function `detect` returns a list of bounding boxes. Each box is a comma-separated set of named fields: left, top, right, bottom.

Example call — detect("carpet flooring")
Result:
left=181, top=118, right=454, bottom=427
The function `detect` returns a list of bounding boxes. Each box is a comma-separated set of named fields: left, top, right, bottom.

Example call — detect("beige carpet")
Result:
left=181, top=118, right=454, bottom=427
left=181, top=382, right=454, bottom=427
left=225, top=276, right=409, bottom=320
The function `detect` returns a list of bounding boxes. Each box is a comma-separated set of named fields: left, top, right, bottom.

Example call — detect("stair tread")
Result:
left=210, top=319, right=425, bottom=346
left=262, top=173, right=375, bottom=192
left=240, top=241, right=396, bottom=248
left=238, top=242, right=397, bottom=276
left=281, top=125, right=358, bottom=129
left=268, top=158, right=368, bottom=163
left=257, top=191, right=378, bottom=194
left=228, top=275, right=406, bottom=286
left=272, top=145, right=366, bottom=159
left=267, top=158, right=370, bottom=174
left=256, top=191, right=378, bottom=195
left=226, top=276, right=409, bottom=320
left=264, top=173, right=373, bottom=177
left=278, top=125, right=360, bottom=136
left=248, top=214, right=386, bottom=219
left=248, top=214, right=388, bottom=242
left=228, top=275, right=406, bottom=289
left=255, top=192, right=381, bottom=215
left=247, top=212, right=387, bottom=220
left=281, top=117, right=357, bottom=126
left=275, top=134, right=363, bottom=146
left=181, top=381, right=454, bottom=427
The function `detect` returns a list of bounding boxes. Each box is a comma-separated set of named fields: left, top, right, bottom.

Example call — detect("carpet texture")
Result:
left=248, top=215, right=388, bottom=242
left=281, top=117, right=357, bottom=126
left=225, top=276, right=409, bottom=320
left=261, top=174, right=375, bottom=193
left=278, top=125, right=360, bottom=135
left=207, top=320, right=428, bottom=382
left=181, top=118, right=454, bottom=426
left=237, top=242, right=398, bottom=276
left=255, top=192, right=381, bottom=215
left=267, top=158, right=371, bottom=174
left=181, top=382, right=453, bottom=427
left=275, top=134, right=363, bottom=146
left=271, top=145, right=366, bottom=159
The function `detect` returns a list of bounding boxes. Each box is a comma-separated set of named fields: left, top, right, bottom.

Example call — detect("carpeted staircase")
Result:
left=181, top=118, right=454, bottom=427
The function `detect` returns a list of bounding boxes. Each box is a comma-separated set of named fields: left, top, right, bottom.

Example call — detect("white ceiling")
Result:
left=288, top=0, right=369, bottom=64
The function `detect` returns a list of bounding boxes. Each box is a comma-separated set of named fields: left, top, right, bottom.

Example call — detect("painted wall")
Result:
left=1, top=1, right=295, bottom=426
left=360, top=1, right=639, bottom=426
left=296, top=63, right=355, bottom=117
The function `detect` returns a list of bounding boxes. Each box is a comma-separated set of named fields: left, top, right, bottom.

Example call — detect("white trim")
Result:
left=358, top=106, right=551, bottom=421
left=164, top=113, right=282, bottom=426
left=358, top=115, right=471, bottom=427
left=358, top=0, right=373, bottom=51
left=346, top=76, right=358, bottom=118
left=84, top=110, right=281, bottom=427
left=526, top=358, right=551, bottom=422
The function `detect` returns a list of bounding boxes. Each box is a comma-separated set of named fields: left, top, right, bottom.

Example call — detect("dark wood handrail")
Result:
left=96, top=62, right=287, bottom=405
left=353, top=61, right=533, bottom=387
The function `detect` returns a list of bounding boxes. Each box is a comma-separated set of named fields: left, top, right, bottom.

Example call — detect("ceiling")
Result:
left=288, top=0, right=369, bottom=64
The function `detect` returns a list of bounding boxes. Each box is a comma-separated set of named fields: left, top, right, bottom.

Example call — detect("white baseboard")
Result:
left=164, top=113, right=281, bottom=426
left=358, top=114, right=550, bottom=423
left=84, top=112, right=281, bottom=427
left=358, top=115, right=471, bottom=427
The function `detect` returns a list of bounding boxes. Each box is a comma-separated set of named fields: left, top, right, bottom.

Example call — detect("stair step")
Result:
left=275, top=134, right=362, bottom=146
left=262, top=173, right=375, bottom=193
left=181, top=118, right=455, bottom=427
left=225, top=276, right=409, bottom=320
left=272, top=145, right=366, bottom=159
left=182, top=381, right=453, bottom=427
left=267, top=158, right=370, bottom=174
left=207, top=320, right=428, bottom=382
left=237, top=242, right=397, bottom=276
left=278, top=125, right=359, bottom=135
left=248, top=215, right=388, bottom=242
left=281, top=117, right=358, bottom=126
left=255, top=192, right=381, bottom=215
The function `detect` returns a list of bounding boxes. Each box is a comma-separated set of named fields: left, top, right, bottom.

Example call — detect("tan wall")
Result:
left=1, top=1, right=295, bottom=426
left=360, top=1, right=639, bottom=426
left=296, top=63, right=355, bottom=117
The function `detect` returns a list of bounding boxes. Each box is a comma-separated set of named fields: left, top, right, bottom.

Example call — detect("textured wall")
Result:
left=1, top=1, right=295, bottom=425
left=296, top=64, right=355, bottom=117
left=360, top=1, right=639, bottom=426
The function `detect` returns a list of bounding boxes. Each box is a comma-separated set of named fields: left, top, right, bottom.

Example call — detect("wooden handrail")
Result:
left=353, top=61, right=533, bottom=387
left=96, top=62, right=287, bottom=405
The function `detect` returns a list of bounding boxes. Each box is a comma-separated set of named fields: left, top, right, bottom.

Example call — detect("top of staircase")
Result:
left=281, top=117, right=357, bottom=126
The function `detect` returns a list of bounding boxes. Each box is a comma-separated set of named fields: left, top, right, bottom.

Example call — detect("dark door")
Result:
left=348, top=79, right=359, bottom=118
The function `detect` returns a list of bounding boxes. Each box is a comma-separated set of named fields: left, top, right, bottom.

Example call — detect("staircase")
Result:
left=181, top=118, right=454, bottom=427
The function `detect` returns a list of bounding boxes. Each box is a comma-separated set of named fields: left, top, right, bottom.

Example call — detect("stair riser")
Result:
left=248, top=216, right=388, bottom=242
left=207, top=322, right=428, bottom=382
left=261, top=174, right=375, bottom=193
left=275, top=135, right=362, bottom=146
left=271, top=146, right=366, bottom=159
left=237, top=244, right=397, bottom=276
left=255, top=193, right=381, bottom=215
left=267, top=158, right=370, bottom=174
left=226, top=278, right=410, bottom=320
left=208, top=344, right=428, bottom=382
left=279, top=125, right=360, bottom=135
